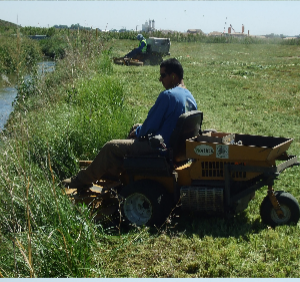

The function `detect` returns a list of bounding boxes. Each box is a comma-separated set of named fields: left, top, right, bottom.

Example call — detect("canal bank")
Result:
left=0, top=60, right=55, bottom=131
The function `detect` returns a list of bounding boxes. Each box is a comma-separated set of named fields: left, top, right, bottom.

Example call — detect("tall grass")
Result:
left=0, top=33, right=300, bottom=277
left=0, top=31, right=132, bottom=277
left=0, top=35, right=42, bottom=76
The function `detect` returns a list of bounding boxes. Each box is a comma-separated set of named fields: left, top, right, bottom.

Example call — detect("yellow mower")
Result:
left=64, top=111, right=300, bottom=227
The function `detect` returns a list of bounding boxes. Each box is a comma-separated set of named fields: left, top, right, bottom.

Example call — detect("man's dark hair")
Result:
left=160, top=58, right=184, bottom=80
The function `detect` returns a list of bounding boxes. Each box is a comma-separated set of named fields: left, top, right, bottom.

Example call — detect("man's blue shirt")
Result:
left=135, top=86, right=197, bottom=147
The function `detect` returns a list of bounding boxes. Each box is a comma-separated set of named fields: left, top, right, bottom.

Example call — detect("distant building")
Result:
left=208, top=31, right=223, bottom=37
left=225, top=24, right=249, bottom=37
left=142, top=19, right=155, bottom=32
left=187, top=29, right=204, bottom=34
left=283, top=36, right=298, bottom=40
left=159, top=29, right=176, bottom=34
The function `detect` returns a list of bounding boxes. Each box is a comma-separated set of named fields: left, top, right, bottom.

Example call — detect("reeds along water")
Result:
left=0, top=60, right=55, bottom=131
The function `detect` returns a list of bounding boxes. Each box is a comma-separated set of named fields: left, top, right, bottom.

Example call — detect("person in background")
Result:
left=125, top=34, right=147, bottom=59
left=64, top=58, right=197, bottom=193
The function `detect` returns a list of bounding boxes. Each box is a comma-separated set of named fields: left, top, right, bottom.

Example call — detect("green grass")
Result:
left=0, top=37, right=300, bottom=277
left=0, top=35, right=42, bottom=77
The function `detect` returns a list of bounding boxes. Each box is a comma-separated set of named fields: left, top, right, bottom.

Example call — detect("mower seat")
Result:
left=169, top=110, right=203, bottom=165
left=123, top=110, right=203, bottom=176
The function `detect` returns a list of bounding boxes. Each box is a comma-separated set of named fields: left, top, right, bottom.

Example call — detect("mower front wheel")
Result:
left=120, top=180, right=172, bottom=227
left=260, top=191, right=300, bottom=227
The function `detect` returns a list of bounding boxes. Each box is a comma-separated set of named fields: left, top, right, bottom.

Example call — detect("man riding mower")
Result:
left=113, top=34, right=171, bottom=66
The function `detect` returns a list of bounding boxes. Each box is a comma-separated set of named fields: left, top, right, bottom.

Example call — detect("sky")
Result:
left=0, top=1, right=299, bottom=36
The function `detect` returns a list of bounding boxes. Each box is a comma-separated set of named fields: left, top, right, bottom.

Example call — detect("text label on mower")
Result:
left=194, top=145, right=214, bottom=156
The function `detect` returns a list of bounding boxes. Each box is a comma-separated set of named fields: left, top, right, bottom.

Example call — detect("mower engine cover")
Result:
left=146, top=37, right=171, bottom=55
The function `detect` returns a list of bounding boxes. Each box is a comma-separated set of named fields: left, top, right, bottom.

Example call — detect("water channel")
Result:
left=0, top=60, right=55, bottom=131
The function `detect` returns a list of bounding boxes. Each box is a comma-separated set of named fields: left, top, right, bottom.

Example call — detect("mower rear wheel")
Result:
left=260, top=191, right=300, bottom=226
left=120, top=180, right=172, bottom=227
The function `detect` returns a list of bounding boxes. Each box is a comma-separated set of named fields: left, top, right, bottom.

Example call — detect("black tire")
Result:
left=260, top=191, right=300, bottom=226
left=119, top=180, right=173, bottom=227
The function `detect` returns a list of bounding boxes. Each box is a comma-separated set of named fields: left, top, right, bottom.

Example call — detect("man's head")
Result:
left=159, top=58, right=184, bottom=90
left=136, top=34, right=144, bottom=41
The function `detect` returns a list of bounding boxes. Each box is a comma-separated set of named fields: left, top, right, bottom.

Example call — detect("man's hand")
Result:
left=129, top=130, right=136, bottom=138
left=127, top=123, right=142, bottom=139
